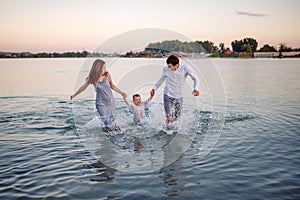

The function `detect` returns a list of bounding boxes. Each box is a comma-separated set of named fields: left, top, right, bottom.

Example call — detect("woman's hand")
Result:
left=122, top=92, right=127, bottom=99
left=70, top=79, right=89, bottom=100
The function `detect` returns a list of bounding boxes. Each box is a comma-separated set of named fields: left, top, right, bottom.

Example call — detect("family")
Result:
left=70, top=55, right=200, bottom=132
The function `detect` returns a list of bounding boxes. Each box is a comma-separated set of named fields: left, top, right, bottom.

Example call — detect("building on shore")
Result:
left=254, top=52, right=300, bottom=58
left=254, top=52, right=280, bottom=58
left=281, top=52, right=300, bottom=57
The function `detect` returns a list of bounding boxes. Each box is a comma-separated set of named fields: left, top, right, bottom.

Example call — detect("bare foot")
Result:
left=106, top=127, right=113, bottom=132
left=166, top=115, right=172, bottom=123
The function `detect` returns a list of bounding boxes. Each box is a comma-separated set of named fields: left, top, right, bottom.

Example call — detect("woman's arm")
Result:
left=123, top=96, right=130, bottom=106
left=70, top=78, right=90, bottom=100
left=107, top=73, right=127, bottom=98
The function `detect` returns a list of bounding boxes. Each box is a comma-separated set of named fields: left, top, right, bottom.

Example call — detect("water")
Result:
left=0, top=58, right=299, bottom=199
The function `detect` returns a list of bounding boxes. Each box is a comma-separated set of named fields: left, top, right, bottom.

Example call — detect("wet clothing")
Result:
left=129, top=99, right=150, bottom=123
left=152, top=63, right=199, bottom=98
left=163, top=94, right=183, bottom=120
left=153, top=63, right=199, bottom=120
left=95, top=76, right=115, bottom=127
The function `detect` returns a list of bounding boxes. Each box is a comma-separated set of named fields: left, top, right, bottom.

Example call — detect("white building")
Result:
left=254, top=52, right=280, bottom=58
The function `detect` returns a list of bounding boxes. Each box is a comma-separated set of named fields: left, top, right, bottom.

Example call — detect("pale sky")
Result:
left=1, top=0, right=299, bottom=53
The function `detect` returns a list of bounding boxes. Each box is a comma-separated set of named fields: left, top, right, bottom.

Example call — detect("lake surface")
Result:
left=0, top=58, right=299, bottom=199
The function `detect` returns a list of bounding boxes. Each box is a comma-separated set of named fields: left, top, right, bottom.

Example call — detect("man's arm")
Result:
left=151, top=67, right=167, bottom=96
left=185, top=65, right=200, bottom=96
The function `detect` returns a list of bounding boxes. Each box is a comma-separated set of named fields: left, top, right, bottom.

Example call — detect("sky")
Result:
left=1, top=0, right=299, bottom=53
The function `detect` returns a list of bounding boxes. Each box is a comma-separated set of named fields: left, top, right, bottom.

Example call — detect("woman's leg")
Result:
left=96, top=105, right=115, bottom=128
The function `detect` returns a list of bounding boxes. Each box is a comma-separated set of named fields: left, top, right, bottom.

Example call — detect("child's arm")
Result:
left=148, top=90, right=154, bottom=102
left=144, top=93, right=154, bottom=105
left=148, top=94, right=153, bottom=102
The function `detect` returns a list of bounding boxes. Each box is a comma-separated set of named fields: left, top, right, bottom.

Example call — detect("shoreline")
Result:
left=1, top=56, right=300, bottom=59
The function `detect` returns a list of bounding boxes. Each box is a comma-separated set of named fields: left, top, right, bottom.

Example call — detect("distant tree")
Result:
left=75, top=51, right=88, bottom=57
left=231, top=40, right=243, bottom=52
left=125, top=51, right=134, bottom=57
left=258, top=44, right=277, bottom=52
left=219, top=43, right=225, bottom=54
left=243, top=38, right=258, bottom=52
left=293, top=48, right=300, bottom=52
left=82, top=51, right=88, bottom=57
left=53, top=52, right=62, bottom=57
left=196, top=40, right=218, bottom=53
left=242, top=44, right=252, bottom=53
left=279, top=43, right=292, bottom=52
left=231, top=37, right=258, bottom=52
left=147, top=40, right=206, bottom=53
left=35, top=52, right=51, bottom=58
left=279, top=43, right=287, bottom=52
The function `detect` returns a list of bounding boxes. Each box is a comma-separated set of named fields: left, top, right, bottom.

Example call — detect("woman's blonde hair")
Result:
left=88, top=59, right=107, bottom=85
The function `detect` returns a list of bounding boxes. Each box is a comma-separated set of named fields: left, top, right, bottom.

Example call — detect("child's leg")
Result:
left=139, top=116, right=151, bottom=125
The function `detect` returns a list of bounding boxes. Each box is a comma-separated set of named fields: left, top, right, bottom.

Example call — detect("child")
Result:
left=123, top=94, right=153, bottom=125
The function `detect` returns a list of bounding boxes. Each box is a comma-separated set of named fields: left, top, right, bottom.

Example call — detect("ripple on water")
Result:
left=1, top=94, right=300, bottom=199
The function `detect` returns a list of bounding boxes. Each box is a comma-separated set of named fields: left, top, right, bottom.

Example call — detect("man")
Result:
left=150, top=55, right=200, bottom=123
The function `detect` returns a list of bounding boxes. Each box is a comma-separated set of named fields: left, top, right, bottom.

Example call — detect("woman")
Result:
left=71, top=59, right=127, bottom=131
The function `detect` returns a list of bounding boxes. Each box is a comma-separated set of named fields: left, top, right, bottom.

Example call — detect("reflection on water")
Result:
left=0, top=58, right=300, bottom=199
left=160, top=156, right=184, bottom=197
left=75, top=100, right=211, bottom=173
left=87, top=161, right=117, bottom=183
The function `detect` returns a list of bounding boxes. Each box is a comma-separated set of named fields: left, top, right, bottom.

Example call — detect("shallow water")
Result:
left=0, top=58, right=300, bottom=199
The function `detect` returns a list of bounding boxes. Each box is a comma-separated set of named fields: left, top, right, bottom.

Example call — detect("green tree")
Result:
left=219, top=43, right=225, bottom=54
left=231, top=37, right=258, bottom=52
left=196, top=40, right=217, bottom=53
left=258, top=44, right=277, bottom=52
left=243, top=38, right=258, bottom=52
left=242, top=44, right=252, bottom=53
left=279, top=43, right=292, bottom=52
left=231, top=40, right=243, bottom=52
left=147, top=40, right=206, bottom=53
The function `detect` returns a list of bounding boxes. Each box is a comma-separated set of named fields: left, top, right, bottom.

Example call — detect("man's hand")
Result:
left=192, top=90, right=200, bottom=96
left=150, top=89, right=155, bottom=97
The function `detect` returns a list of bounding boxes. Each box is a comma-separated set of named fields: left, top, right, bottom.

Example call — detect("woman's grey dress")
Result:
left=95, top=76, right=115, bottom=127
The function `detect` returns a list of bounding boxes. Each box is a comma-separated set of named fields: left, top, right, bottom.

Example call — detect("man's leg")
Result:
left=164, top=95, right=183, bottom=123
left=173, top=97, right=183, bottom=120
left=163, top=94, right=173, bottom=123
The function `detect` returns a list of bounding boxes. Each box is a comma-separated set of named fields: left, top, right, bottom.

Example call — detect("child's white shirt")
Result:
left=129, top=99, right=150, bottom=123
